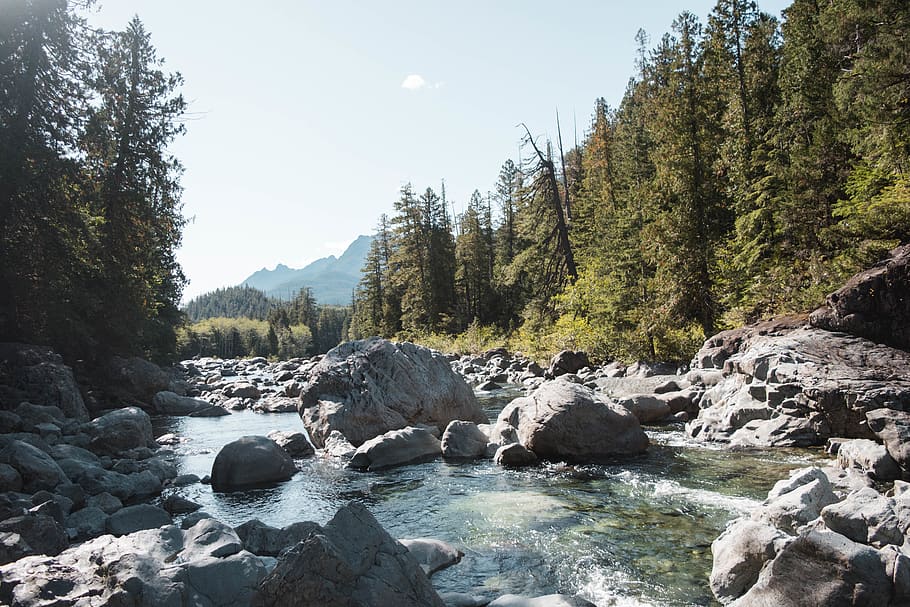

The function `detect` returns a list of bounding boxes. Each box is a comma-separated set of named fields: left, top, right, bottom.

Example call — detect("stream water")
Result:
left=152, top=389, right=828, bottom=607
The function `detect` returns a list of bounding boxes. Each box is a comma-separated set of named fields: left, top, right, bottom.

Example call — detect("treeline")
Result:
left=178, top=286, right=351, bottom=359
left=0, top=3, right=186, bottom=362
left=351, top=0, right=909, bottom=362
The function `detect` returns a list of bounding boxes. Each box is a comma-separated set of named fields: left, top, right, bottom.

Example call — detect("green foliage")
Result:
left=176, top=317, right=312, bottom=360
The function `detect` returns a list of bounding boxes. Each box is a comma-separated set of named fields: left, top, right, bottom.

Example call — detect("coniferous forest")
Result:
left=350, top=0, right=910, bottom=363
left=2, top=0, right=908, bottom=366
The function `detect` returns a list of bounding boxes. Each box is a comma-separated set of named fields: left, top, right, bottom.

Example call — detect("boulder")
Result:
left=64, top=506, right=109, bottom=540
left=820, top=487, right=904, bottom=548
left=106, top=503, right=172, bottom=536
left=226, top=382, right=261, bottom=400
left=106, top=355, right=173, bottom=402
left=494, top=443, right=538, bottom=467
left=398, top=538, right=463, bottom=576
left=348, top=427, right=442, bottom=471
left=835, top=438, right=901, bottom=481
left=322, top=430, right=356, bottom=459
left=0, top=440, right=67, bottom=492
left=866, top=408, right=910, bottom=475
left=235, top=519, right=321, bottom=557
left=211, top=435, right=297, bottom=492
left=492, top=380, right=648, bottom=462
left=757, top=468, right=838, bottom=533
left=267, top=430, right=315, bottom=458
left=617, top=394, right=672, bottom=424
left=0, top=518, right=267, bottom=606
left=810, top=243, right=910, bottom=351
left=162, top=494, right=202, bottom=515
left=89, top=406, right=156, bottom=454
left=547, top=350, right=591, bottom=378
left=252, top=501, right=445, bottom=607
left=441, top=420, right=490, bottom=460
left=710, top=518, right=790, bottom=603
left=0, top=514, right=68, bottom=564
left=0, top=463, right=22, bottom=492
left=152, top=390, right=214, bottom=416
left=299, top=338, right=486, bottom=448
left=0, top=343, right=89, bottom=421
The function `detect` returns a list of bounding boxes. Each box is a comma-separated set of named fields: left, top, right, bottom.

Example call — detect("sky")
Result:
left=84, top=0, right=792, bottom=301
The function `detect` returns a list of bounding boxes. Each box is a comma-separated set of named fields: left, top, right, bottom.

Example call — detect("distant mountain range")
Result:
left=241, top=235, right=372, bottom=305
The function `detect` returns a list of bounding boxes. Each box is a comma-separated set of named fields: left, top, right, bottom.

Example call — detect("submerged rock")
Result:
left=492, top=379, right=648, bottom=462
left=398, top=538, right=463, bottom=576
left=298, top=338, right=485, bottom=448
left=210, top=435, right=297, bottom=492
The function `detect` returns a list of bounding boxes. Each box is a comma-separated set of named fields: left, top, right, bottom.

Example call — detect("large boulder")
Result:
left=210, top=435, right=297, bottom=492
left=441, top=420, right=491, bottom=460
left=491, top=380, right=648, bottom=462
left=0, top=514, right=68, bottom=565
left=152, top=391, right=215, bottom=416
left=106, top=503, right=172, bottom=536
left=252, top=501, right=445, bottom=607
left=267, top=430, right=315, bottom=458
left=89, top=406, right=156, bottom=454
left=547, top=350, right=591, bottom=378
left=866, top=408, right=910, bottom=476
left=235, top=519, right=321, bottom=557
left=0, top=440, right=68, bottom=492
left=298, top=338, right=486, bottom=448
left=0, top=343, right=89, bottom=421
left=348, top=427, right=441, bottom=471
left=0, top=518, right=267, bottom=606
left=835, top=438, right=901, bottom=481
left=105, top=355, right=173, bottom=403
left=810, top=243, right=910, bottom=351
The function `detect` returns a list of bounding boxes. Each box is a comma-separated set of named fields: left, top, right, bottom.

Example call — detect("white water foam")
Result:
left=571, top=560, right=658, bottom=607
left=651, top=479, right=761, bottom=514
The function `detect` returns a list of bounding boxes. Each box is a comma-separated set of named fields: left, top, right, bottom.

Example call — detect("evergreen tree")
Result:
left=455, top=190, right=495, bottom=326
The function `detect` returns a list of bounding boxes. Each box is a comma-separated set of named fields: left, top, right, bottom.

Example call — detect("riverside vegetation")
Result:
left=2, top=0, right=910, bottom=606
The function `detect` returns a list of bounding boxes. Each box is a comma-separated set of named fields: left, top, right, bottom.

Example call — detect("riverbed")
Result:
left=152, top=389, right=828, bottom=607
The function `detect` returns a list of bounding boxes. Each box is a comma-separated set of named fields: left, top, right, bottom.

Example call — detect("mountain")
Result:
left=241, top=235, right=372, bottom=305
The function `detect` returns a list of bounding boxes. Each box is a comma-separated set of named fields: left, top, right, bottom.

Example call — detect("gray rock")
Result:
left=617, top=394, right=672, bottom=424
left=494, top=443, right=538, bottom=467
left=162, top=494, right=202, bottom=515
left=152, top=390, right=214, bottom=415
left=439, top=592, right=490, bottom=607
left=181, top=511, right=213, bottom=529
left=836, top=438, right=901, bottom=481
left=477, top=380, right=503, bottom=392
left=89, top=406, right=156, bottom=454
left=106, top=355, right=172, bottom=402
left=86, top=491, right=123, bottom=514
left=267, top=430, right=315, bottom=458
left=866, top=408, right=910, bottom=475
left=13, top=402, right=64, bottom=430
left=106, top=503, right=172, bottom=536
left=0, top=514, right=68, bottom=564
left=252, top=501, right=444, bottom=607
left=441, top=420, right=490, bottom=460
left=730, top=528, right=894, bottom=606
left=64, top=505, right=108, bottom=540
left=710, top=518, right=790, bottom=603
left=757, top=468, right=838, bottom=533
left=211, top=435, right=297, bottom=492
left=488, top=595, right=596, bottom=607
left=1, top=518, right=266, bottom=606
left=235, top=519, right=321, bottom=557
left=299, top=338, right=486, bottom=448
left=188, top=404, right=231, bottom=417
left=5, top=345, right=89, bottom=421
left=322, top=430, right=356, bottom=458
left=348, top=426, right=442, bottom=471
left=547, top=350, right=591, bottom=378
left=820, top=487, right=904, bottom=548
left=226, top=382, right=261, bottom=400
left=0, top=439, right=68, bottom=492
left=0, top=463, right=22, bottom=492
left=398, top=538, right=463, bottom=576
left=492, top=380, right=648, bottom=462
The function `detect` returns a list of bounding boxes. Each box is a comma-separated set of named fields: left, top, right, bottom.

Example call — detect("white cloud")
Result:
left=401, top=74, right=427, bottom=90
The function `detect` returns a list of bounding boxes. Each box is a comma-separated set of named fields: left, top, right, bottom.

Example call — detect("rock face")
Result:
left=492, top=379, right=648, bottom=461
left=348, top=427, right=442, bottom=471
left=0, top=518, right=266, bottom=606
left=298, top=338, right=486, bottom=448
left=210, top=435, right=298, bottom=492
left=810, top=243, right=910, bottom=351
left=686, top=321, right=910, bottom=448
left=0, top=343, right=89, bottom=421
left=252, top=501, right=445, bottom=607
left=709, top=466, right=910, bottom=606
left=89, top=406, right=156, bottom=454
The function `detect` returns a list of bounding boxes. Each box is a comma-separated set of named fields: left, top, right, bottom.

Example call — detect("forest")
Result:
left=1, top=0, right=907, bottom=366
left=349, top=0, right=910, bottom=363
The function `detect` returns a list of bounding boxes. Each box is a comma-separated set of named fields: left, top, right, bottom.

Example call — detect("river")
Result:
left=152, top=388, right=828, bottom=606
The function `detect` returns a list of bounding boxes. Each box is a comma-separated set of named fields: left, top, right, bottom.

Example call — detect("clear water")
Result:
left=152, top=390, right=828, bottom=607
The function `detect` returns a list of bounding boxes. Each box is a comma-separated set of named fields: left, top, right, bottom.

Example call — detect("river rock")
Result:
left=0, top=439, right=68, bottom=492
left=398, top=538, right=463, bottom=576
left=105, top=355, right=173, bottom=403
left=710, top=518, right=791, bottom=603
left=865, top=408, right=910, bottom=476
left=0, top=463, right=22, bottom=492
left=106, top=503, right=172, bottom=536
left=441, top=420, right=491, bottom=459
left=492, top=380, right=648, bottom=462
left=756, top=467, right=838, bottom=533
left=252, top=501, right=445, bottom=607
left=547, top=350, right=591, bottom=378
left=322, top=430, right=356, bottom=458
left=0, top=518, right=267, bottom=606
left=820, top=487, right=904, bottom=548
left=835, top=438, right=901, bottom=481
left=235, top=519, right=321, bottom=557
left=210, top=435, right=297, bottom=492
left=226, top=382, right=261, bottom=400
left=686, top=319, right=910, bottom=448
left=348, top=426, right=441, bottom=471
left=299, top=338, right=485, bottom=448
left=64, top=505, right=108, bottom=540
left=0, top=343, right=89, bottom=421
left=487, top=595, right=597, bottom=607
left=152, top=390, right=214, bottom=415
left=617, top=394, right=672, bottom=423
left=0, top=514, right=68, bottom=564
left=89, top=406, right=156, bottom=454
left=267, top=430, right=315, bottom=458
left=494, top=442, right=538, bottom=467
left=810, top=243, right=910, bottom=351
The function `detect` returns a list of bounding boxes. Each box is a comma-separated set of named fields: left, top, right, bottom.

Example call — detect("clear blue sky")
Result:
left=84, top=1, right=791, bottom=301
